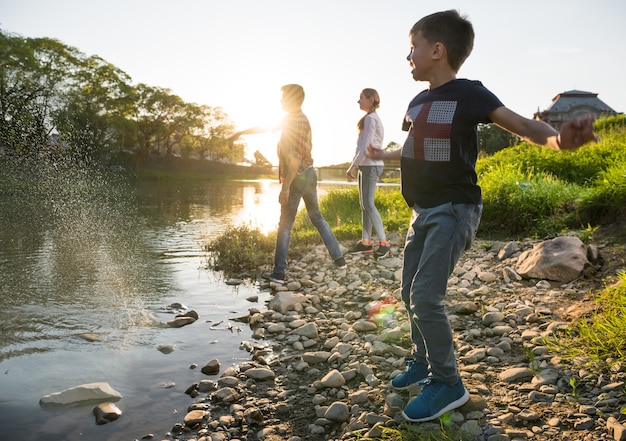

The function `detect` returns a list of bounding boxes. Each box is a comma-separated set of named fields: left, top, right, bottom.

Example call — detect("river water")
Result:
left=0, top=166, right=344, bottom=441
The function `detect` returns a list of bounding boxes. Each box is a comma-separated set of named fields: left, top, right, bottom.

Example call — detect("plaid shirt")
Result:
left=277, top=110, right=314, bottom=181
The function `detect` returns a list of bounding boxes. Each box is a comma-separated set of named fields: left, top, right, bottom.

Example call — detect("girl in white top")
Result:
left=346, top=88, right=390, bottom=258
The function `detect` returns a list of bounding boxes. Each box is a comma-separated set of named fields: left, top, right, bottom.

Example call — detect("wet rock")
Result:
left=183, top=409, right=206, bottom=426
left=93, top=402, right=122, bottom=425
left=156, top=343, right=175, bottom=354
left=201, top=358, right=221, bottom=376
left=40, top=382, right=122, bottom=405
left=167, top=316, right=196, bottom=328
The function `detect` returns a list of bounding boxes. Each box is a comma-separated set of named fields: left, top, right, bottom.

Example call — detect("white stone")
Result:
left=40, top=382, right=122, bottom=405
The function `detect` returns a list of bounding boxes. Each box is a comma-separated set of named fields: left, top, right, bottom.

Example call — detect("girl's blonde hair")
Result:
left=358, top=88, right=380, bottom=133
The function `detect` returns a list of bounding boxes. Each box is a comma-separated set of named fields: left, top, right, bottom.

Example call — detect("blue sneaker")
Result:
left=390, top=358, right=430, bottom=390
left=402, top=377, right=470, bottom=423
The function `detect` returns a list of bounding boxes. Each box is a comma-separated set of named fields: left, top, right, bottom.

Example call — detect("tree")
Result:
left=0, top=30, right=81, bottom=155
left=478, top=123, right=519, bottom=155
left=53, top=55, right=134, bottom=162
left=192, top=105, right=238, bottom=162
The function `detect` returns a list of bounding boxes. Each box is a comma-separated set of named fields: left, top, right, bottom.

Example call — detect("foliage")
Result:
left=0, top=28, right=239, bottom=165
left=478, top=161, right=581, bottom=236
left=476, top=121, right=626, bottom=237
left=204, top=225, right=276, bottom=277
left=477, top=123, right=519, bottom=154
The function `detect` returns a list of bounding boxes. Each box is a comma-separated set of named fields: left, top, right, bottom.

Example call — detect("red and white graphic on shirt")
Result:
left=403, top=101, right=457, bottom=162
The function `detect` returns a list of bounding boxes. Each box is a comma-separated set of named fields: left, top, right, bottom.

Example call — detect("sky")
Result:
left=1, top=0, right=625, bottom=166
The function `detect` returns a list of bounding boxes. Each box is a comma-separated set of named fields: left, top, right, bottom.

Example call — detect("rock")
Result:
left=515, top=236, right=590, bottom=282
left=201, top=359, right=221, bottom=376
left=244, top=407, right=264, bottom=424
left=499, top=367, right=533, bottom=383
left=320, top=369, right=346, bottom=388
left=607, top=416, right=626, bottom=441
left=93, top=402, right=122, bottom=425
left=324, top=401, right=350, bottom=422
left=244, top=367, right=275, bottom=381
left=267, top=291, right=307, bottom=313
left=183, top=409, right=206, bottom=426
left=289, top=322, right=319, bottom=338
left=302, top=351, right=331, bottom=364
left=225, top=278, right=243, bottom=285
left=352, top=319, right=378, bottom=332
left=482, top=311, right=505, bottom=326
left=167, top=316, right=196, bottom=328
left=78, top=333, right=104, bottom=342
left=156, top=343, right=175, bottom=354
left=40, top=382, right=122, bottom=405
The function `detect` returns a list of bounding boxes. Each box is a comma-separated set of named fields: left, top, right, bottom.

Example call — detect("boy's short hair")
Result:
left=411, top=10, right=474, bottom=72
left=281, top=84, right=305, bottom=107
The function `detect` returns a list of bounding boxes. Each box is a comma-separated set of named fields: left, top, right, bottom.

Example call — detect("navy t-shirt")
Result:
left=400, top=79, right=504, bottom=208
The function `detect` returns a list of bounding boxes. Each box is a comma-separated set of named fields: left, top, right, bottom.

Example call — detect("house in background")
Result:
left=533, top=90, right=620, bottom=130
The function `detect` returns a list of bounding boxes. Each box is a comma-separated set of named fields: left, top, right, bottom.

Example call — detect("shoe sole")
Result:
left=347, top=249, right=373, bottom=254
left=401, top=389, right=470, bottom=423
left=269, top=278, right=285, bottom=285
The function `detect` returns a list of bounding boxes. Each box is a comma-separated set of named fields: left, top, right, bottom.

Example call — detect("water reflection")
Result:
left=0, top=159, right=289, bottom=440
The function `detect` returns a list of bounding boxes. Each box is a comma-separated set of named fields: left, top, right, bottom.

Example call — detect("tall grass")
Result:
left=292, top=186, right=410, bottom=241
left=476, top=118, right=626, bottom=237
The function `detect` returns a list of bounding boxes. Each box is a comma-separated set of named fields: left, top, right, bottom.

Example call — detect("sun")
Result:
left=229, top=87, right=286, bottom=166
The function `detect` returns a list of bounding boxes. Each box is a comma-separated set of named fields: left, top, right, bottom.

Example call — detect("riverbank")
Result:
left=148, top=222, right=626, bottom=441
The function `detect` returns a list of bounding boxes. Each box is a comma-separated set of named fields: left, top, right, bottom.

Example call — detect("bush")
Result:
left=204, top=224, right=276, bottom=277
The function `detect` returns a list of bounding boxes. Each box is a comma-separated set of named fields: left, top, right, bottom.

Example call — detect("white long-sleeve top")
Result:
left=350, top=112, right=384, bottom=169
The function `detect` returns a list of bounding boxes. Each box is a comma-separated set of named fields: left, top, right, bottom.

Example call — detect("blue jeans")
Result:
left=401, top=201, right=482, bottom=385
left=273, top=167, right=343, bottom=274
left=358, top=166, right=386, bottom=242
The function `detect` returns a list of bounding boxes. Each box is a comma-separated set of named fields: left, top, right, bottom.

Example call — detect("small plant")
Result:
left=522, top=346, right=542, bottom=375
left=569, top=377, right=580, bottom=401
left=578, top=223, right=599, bottom=243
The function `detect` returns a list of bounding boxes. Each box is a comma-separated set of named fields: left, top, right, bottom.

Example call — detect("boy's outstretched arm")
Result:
left=366, top=144, right=402, bottom=160
left=490, top=107, right=598, bottom=151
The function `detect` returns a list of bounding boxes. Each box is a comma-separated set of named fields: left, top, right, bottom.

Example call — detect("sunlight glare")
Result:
left=236, top=181, right=282, bottom=236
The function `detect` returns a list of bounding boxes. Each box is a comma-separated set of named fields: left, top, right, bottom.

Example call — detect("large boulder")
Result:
left=515, top=236, right=591, bottom=283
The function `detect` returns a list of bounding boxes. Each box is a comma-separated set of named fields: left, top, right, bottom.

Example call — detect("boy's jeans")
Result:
left=273, top=167, right=343, bottom=275
left=358, top=165, right=386, bottom=242
left=401, top=201, right=482, bottom=385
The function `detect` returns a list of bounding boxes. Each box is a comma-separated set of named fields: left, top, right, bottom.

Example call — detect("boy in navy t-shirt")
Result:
left=368, top=9, right=597, bottom=423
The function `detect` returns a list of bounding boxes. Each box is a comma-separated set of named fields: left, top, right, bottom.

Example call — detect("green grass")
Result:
left=547, top=271, right=626, bottom=365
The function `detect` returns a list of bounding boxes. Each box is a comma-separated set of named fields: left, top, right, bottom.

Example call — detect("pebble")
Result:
left=158, top=235, right=623, bottom=441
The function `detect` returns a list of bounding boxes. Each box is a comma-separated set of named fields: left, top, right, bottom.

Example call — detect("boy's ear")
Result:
left=432, top=42, right=445, bottom=60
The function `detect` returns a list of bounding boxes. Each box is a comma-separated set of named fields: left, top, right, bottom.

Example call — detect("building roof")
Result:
left=544, top=90, right=616, bottom=113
